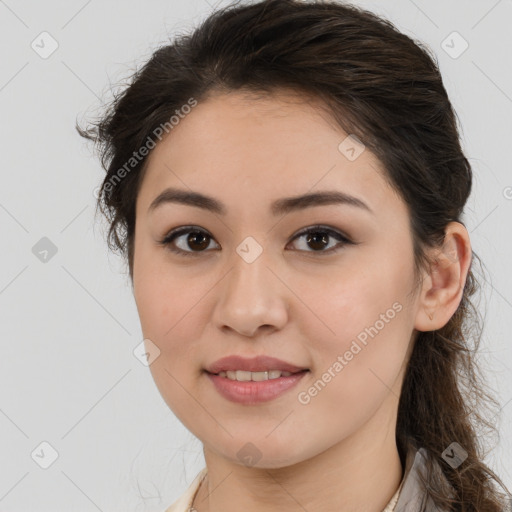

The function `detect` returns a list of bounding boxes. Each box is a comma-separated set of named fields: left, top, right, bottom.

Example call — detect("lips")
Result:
left=205, top=355, right=308, bottom=375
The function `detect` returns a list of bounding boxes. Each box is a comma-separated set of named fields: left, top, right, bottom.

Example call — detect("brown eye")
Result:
left=160, top=227, right=219, bottom=256
left=159, top=224, right=354, bottom=258
left=306, top=231, right=329, bottom=251
left=184, top=231, right=210, bottom=251
left=288, top=226, right=352, bottom=254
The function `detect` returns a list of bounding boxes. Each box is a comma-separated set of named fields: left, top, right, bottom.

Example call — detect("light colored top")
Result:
left=164, top=466, right=406, bottom=512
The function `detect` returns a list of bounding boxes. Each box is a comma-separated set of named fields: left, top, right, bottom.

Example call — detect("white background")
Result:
left=0, top=0, right=511, bottom=510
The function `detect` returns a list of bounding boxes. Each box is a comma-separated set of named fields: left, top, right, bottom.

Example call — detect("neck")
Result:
left=192, top=396, right=404, bottom=512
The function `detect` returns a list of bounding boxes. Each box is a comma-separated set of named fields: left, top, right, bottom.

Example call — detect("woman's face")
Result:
left=132, top=90, right=423, bottom=468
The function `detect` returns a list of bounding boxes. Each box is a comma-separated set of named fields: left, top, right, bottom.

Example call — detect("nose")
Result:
left=211, top=248, right=289, bottom=338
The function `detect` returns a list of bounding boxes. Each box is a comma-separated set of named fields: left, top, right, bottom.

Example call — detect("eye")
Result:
left=158, top=224, right=354, bottom=257
left=289, top=225, right=353, bottom=254
left=159, top=226, right=219, bottom=257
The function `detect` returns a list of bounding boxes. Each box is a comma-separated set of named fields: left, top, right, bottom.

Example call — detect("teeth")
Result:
left=218, top=370, right=293, bottom=381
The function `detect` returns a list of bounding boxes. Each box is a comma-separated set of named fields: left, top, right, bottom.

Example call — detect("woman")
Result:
left=78, top=0, right=511, bottom=510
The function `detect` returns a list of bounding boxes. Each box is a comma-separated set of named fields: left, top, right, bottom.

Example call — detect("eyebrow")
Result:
left=148, top=187, right=373, bottom=216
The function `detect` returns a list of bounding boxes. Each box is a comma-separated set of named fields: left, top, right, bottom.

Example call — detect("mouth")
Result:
left=205, top=368, right=309, bottom=382
left=204, top=354, right=309, bottom=376
left=205, top=368, right=310, bottom=404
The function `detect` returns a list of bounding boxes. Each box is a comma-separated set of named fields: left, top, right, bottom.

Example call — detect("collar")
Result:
left=394, top=441, right=453, bottom=512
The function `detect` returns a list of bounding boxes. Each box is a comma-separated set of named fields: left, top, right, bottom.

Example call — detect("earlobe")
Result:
left=414, top=222, right=472, bottom=332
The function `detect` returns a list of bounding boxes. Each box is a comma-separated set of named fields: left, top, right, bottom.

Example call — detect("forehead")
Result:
left=137, top=90, right=402, bottom=219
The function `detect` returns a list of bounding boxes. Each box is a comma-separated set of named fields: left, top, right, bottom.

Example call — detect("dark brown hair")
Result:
left=77, top=0, right=511, bottom=509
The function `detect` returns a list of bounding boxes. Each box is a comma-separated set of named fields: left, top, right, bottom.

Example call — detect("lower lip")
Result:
left=205, top=370, right=309, bottom=404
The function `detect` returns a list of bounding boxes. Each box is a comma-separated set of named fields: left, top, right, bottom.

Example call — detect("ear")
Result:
left=414, top=222, right=472, bottom=332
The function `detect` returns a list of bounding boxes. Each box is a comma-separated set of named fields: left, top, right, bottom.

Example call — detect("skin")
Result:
left=132, top=89, right=472, bottom=512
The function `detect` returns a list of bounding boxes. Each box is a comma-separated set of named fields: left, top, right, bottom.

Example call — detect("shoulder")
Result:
left=163, top=467, right=207, bottom=512
left=395, top=445, right=512, bottom=512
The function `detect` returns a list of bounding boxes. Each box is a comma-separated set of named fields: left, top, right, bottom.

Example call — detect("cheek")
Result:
left=302, top=262, right=409, bottom=347
left=133, top=235, right=196, bottom=337
left=298, top=255, right=413, bottom=402
left=134, top=269, right=208, bottom=425
left=295, top=292, right=410, bottom=441
left=133, top=266, right=220, bottom=412
left=134, top=263, right=196, bottom=355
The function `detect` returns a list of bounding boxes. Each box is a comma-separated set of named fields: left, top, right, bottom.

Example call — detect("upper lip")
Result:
left=205, top=355, right=308, bottom=374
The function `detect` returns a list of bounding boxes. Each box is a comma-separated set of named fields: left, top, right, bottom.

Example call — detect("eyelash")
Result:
left=158, top=224, right=354, bottom=258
